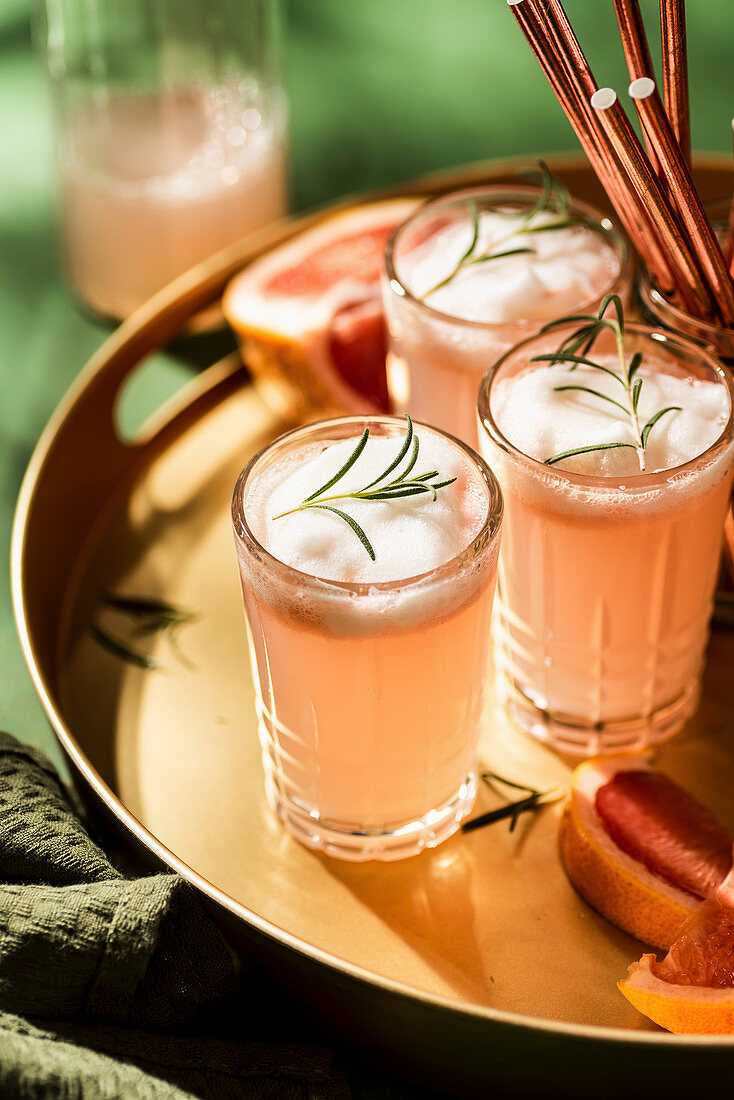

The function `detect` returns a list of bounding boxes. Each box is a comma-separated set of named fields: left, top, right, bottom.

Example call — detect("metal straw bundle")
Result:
left=509, top=0, right=734, bottom=328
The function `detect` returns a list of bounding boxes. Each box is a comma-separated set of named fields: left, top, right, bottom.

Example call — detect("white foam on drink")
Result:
left=491, top=357, right=729, bottom=477
left=399, top=211, right=619, bottom=324
left=246, top=430, right=488, bottom=584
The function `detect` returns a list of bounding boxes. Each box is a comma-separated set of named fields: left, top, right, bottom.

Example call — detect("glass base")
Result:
left=498, top=673, right=700, bottom=757
left=263, top=771, right=477, bottom=862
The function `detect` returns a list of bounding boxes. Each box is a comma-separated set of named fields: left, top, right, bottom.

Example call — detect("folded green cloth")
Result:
left=0, top=732, right=349, bottom=1099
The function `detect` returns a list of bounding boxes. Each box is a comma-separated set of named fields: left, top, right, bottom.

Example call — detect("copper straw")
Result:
left=591, top=88, right=711, bottom=318
left=630, top=78, right=734, bottom=324
left=506, top=2, right=624, bottom=207
left=725, top=119, right=734, bottom=273
left=539, top=0, right=708, bottom=313
left=611, top=0, right=661, bottom=178
left=508, top=0, right=678, bottom=299
left=659, top=0, right=691, bottom=166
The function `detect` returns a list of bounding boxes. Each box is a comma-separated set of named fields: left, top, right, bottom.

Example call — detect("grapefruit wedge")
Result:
left=222, top=198, right=419, bottom=417
left=559, top=755, right=732, bottom=949
left=619, top=867, right=734, bottom=1033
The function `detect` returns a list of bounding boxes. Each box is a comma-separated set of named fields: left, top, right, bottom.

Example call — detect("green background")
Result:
left=1, top=0, right=733, bottom=1092
left=4, top=0, right=734, bottom=754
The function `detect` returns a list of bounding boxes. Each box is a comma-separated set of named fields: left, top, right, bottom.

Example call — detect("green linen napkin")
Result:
left=0, top=731, right=349, bottom=1099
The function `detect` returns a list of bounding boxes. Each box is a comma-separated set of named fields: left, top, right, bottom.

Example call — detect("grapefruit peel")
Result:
left=619, top=953, right=734, bottom=1035
left=619, top=867, right=734, bottom=1034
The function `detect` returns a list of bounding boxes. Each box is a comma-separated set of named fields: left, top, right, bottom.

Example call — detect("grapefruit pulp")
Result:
left=222, top=198, right=419, bottom=417
left=560, top=755, right=732, bottom=949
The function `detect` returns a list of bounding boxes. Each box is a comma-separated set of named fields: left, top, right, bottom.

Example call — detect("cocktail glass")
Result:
left=477, top=323, right=734, bottom=756
left=37, top=0, right=287, bottom=320
left=383, top=186, right=632, bottom=447
left=231, top=415, right=503, bottom=860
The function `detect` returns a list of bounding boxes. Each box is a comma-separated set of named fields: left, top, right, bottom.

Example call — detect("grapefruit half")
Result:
left=619, top=867, right=734, bottom=1033
left=559, top=755, right=732, bottom=949
left=222, top=198, right=419, bottom=418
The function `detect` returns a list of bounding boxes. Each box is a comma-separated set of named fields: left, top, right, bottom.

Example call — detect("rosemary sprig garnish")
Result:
left=420, top=161, right=592, bottom=300
left=91, top=623, right=156, bottom=670
left=462, top=771, right=557, bottom=834
left=92, top=594, right=197, bottom=670
left=272, top=416, right=456, bottom=560
left=539, top=294, right=682, bottom=472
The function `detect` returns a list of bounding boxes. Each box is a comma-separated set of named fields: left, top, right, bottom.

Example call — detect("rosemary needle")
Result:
left=420, top=161, right=591, bottom=300
left=91, top=623, right=157, bottom=670
left=461, top=793, right=547, bottom=834
left=462, top=771, right=557, bottom=834
left=272, top=416, right=457, bottom=560
left=539, top=295, right=681, bottom=471
left=92, top=593, right=197, bottom=670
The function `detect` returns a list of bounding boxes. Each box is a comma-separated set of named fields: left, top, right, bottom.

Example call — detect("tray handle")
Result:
left=13, top=218, right=303, bottom=685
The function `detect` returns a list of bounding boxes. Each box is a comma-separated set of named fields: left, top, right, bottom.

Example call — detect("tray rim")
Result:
left=12, top=150, right=734, bottom=1052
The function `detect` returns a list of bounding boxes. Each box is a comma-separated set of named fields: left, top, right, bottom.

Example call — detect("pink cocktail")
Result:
left=232, top=416, right=502, bottom=860
left=478, top=321, right=734, bottom=756
left=383, top=184, right=631, bottom=448
left=59, top=85, right=287, bottom=318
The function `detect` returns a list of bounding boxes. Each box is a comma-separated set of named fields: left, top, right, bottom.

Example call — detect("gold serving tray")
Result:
left=12, top=155, right=734, bottom=1097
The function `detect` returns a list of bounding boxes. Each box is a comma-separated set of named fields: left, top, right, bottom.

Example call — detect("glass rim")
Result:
left=636, top=268, right=734, bottom=359
left=384, top=183, right=632, bottom=333
left=636, top=207, right=734, bottom=360
left=477, top=321, right=734, bottom=491
left=232, top=414, right=503, bottom=594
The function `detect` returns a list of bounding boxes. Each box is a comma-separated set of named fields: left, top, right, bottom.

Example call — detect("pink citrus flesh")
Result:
left=223, top=199, right=419, bottom=413
left=595, top=769, right=732, bottom=901
left=619, top=870, right=734, bottom=1033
